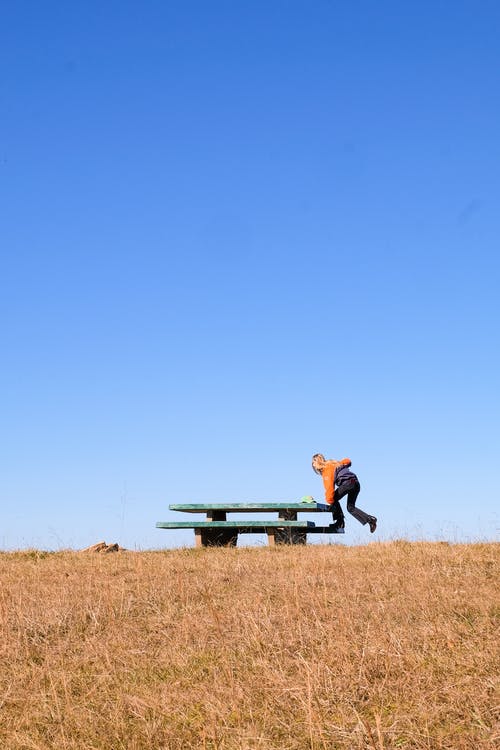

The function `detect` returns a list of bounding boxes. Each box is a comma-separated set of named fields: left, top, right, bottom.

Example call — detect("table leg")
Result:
left=275, top=527, right=307, bottom=545
left=277, top=509, right=306, bottom=544
left=198, top=511, right=237, bottom=546
left=201, top=529, right=238, bottom=547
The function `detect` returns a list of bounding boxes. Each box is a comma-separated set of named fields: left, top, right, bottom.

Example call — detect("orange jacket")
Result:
left=321, top=458, right=352, bottom=505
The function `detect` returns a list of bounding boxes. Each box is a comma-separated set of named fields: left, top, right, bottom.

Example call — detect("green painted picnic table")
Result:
left=156, top=501, right=337, bottom=547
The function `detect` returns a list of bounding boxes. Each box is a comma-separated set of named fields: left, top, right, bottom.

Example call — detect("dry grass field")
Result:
left=0, top=541, right=498, bottom=749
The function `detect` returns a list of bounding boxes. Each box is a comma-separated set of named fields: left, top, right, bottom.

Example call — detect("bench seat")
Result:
left=156, top=519, right=342, bottom=547
left=156, top=520, right=315, bottom=529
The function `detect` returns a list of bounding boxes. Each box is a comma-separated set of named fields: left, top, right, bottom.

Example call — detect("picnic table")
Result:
left=156, top=501, right=339, bottom=547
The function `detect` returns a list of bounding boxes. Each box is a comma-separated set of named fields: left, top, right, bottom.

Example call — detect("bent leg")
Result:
left=344, top=481, right=375, bottom=526
left=331, top=500, right=345, bottom=526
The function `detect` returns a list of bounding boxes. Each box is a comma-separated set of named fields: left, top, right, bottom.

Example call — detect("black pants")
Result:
left=332, top=480, right=373, bottom=526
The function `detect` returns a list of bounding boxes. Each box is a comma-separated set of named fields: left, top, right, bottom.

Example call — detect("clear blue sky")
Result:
left=1, top=1, right=499, bottom=549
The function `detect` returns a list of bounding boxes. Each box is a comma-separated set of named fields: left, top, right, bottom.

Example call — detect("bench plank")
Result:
left=304, top=527, right=345, bottom=533
left=156, top=520, right=315, bottom=529
left=169, top=502, right=324, bottom=513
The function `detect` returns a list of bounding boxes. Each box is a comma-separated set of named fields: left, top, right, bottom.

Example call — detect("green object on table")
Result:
left=300, top=495, right=315, bottom=503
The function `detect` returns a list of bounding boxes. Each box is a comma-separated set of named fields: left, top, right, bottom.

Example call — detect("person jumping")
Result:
left=311, top=453, right=377, bottom=534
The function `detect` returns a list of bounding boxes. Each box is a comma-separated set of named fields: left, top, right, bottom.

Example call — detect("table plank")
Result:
left=168, top=502, right=325, bottom=513
left=156, top=520, right=316, bottom=529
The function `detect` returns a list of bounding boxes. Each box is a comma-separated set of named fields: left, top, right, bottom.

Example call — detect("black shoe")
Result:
left=369, top=517, right=377, bottom=533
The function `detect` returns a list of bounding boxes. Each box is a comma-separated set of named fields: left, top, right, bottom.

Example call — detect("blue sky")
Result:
left=1, top=1, right=499, bottom=549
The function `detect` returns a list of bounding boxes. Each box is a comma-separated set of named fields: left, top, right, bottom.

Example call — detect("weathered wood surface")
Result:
left=156, top=520, right=315, bottom=529
left=303, top=527, right=343, bottom=533
left=168, top=502, right=326, bottom=513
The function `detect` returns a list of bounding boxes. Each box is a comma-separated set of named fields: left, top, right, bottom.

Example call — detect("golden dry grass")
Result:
left=0, top=541, right=498, bottom=749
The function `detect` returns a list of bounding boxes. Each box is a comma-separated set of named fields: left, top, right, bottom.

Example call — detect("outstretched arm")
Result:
left=322, top=463, right=336, bottom=504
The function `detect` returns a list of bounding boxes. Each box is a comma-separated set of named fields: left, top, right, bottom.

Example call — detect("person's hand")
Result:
left=315, top=501, right=330, bottom=511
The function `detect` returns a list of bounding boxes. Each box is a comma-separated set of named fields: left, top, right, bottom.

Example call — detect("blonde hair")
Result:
left=311, top=453, right=327, bottom=474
